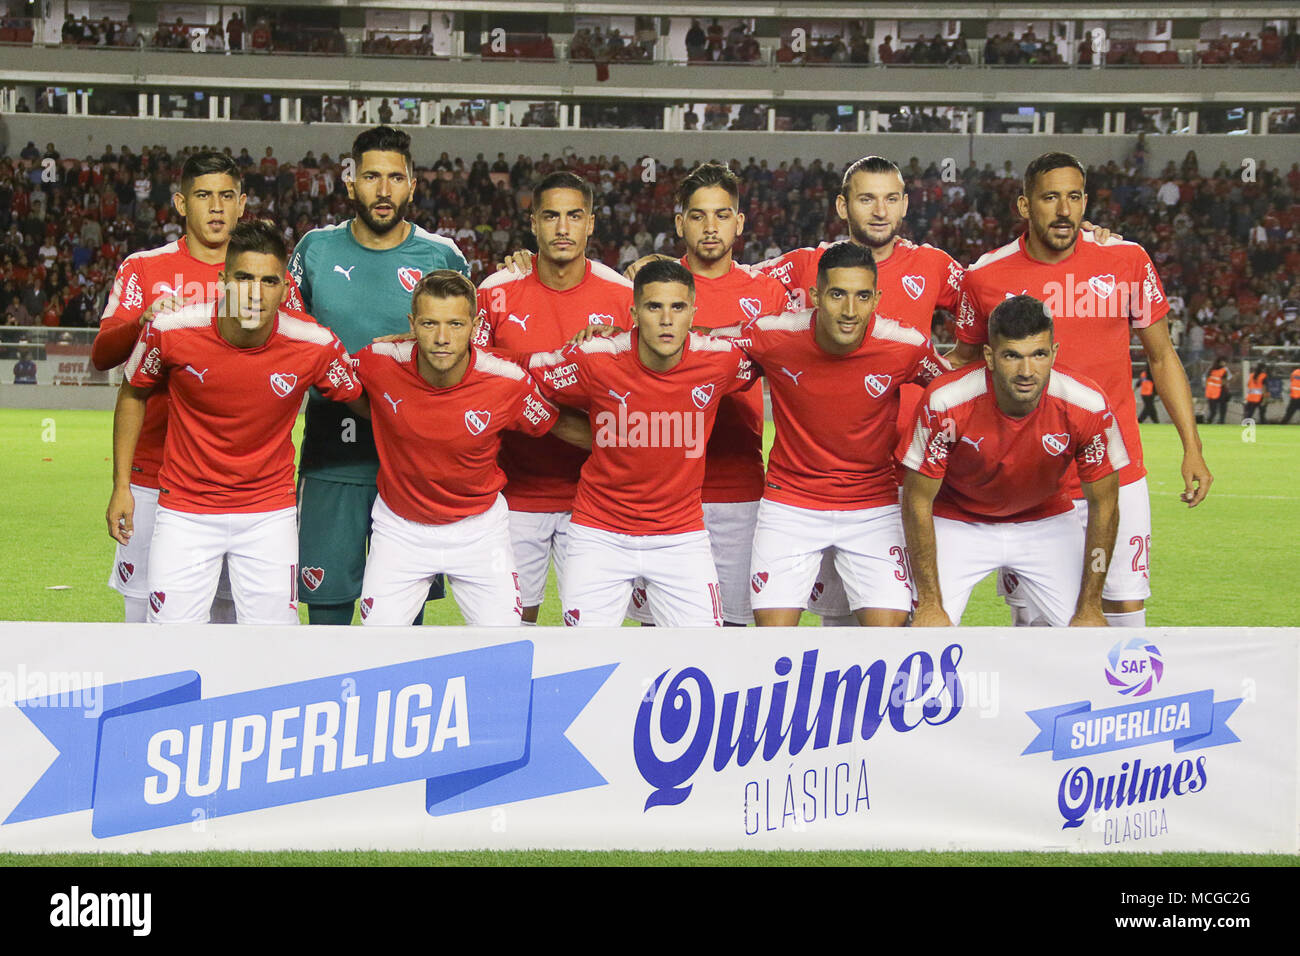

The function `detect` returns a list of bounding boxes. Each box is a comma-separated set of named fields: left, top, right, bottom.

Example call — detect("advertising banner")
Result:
left=0, top=623, right=1294, bottom=852
left=45, top=342, right=110, bottom=385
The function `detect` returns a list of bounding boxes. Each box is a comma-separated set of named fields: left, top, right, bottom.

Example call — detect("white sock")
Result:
left=124, top=595, right=148, bottom=623
left=1104, top=610, right=1146, bottom=628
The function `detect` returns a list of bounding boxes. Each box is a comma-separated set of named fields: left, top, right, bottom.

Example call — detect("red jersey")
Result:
left=125, top=304, right=360, bottom=515
left=756, top=238, right=964, bottom=333
left=897, top=363, right=1129, bottom=524
left=529, top=331, right=755, bottom=536
left=93, top=237, right=304, bottom=490
left=354, top=343, right=558, bottom=525
left=955, top=231, right=1166, bottom=491
left=728, top=310, right=950, bottom=511
left=683, top=259, right=793, bottom=503
left=472, top=259, right=632, bottom=513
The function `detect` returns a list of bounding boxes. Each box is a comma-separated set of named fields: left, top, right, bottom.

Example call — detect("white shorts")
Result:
left=146, top=506, right=299, bottom=626
left=362, top=494, right=521, bottom=626
left=563, top=523, right=723, bottom=628
left=749, top=499, right=913, bottom=613
left=109, top=484, right=233, bottom=610
left=807, top=552, right=853, bottom=619
left=938, top=511, right=1084, bottom=626
left=1001, top=477, right=1152, bottom=610
left=508, top=509, right=570, bottom=608
left=626, top=499, right=759, bottom=625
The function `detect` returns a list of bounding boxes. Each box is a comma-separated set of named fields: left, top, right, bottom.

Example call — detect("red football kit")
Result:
left=473, top=259, right=632, bottom=513
left=528, top=330, right=755, bottom=535
left=683, top=260, right=793, bottom=504
left=897, top=363, right=1129, bottom=523
left=94, top=237, right=304, bottom=489
left=125, top=303, right=359, bottom=514
left=955, top=231, right=1166, bottom=492
left=727, top=310, right=950, bottom=510
left=353, top=343, right=559, bottom=524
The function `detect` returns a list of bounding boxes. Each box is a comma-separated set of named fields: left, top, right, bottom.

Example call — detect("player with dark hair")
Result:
left=107, top=221, right=364, bottom=624
left=472, top=170, right=632, bottom=623
left=900, top=295, right=1125, bottom=627
left=289, top=126, right=470, bottom=625
left=352, top=271, right=590, bottom=625
left=92, top=149, right=302, bottom=623
left=528, top=258, right=756, bottom=627
left=716, top=241, right=949, bottom=626
left=950, top=150, right=1211, bottom=628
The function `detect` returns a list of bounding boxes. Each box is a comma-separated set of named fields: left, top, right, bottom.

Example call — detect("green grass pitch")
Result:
left=1, top=408, right=1296, bottom=865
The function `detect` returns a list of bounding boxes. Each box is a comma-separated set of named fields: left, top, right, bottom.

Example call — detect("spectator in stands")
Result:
left=877, top=34, right=895, bottom=64
left=13, top=351, right=36, bottom=385
left=685, top=19, right=706, bottom=61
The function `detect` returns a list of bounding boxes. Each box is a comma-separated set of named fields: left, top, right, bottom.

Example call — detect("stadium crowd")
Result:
left=1, top=140, right=1298, bottom=361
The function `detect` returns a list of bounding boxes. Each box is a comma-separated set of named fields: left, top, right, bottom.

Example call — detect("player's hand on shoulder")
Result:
left=140, top=292, right=185, bottom=327
left=371, top=331, right=415, bottom=344
left=497, top=249, right=534, bottom=275
left=1180, top=450, right=1213, bottom=507
left=1069, top=607, right=1109, bottom=627
left=623, top=254, right=674, bottom=282
left=106, top=487, right=135, bottom=545
left=910, top=604, right=953, bottom=628
left=568, top=324, right=623, bottom=347
left=1080, top=221, right=1123, bottom=244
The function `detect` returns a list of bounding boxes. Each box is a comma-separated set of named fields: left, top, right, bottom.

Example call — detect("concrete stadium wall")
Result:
left=4, top=114, right=1298, bottom=172
left=0, top=384, right=118, bottom=410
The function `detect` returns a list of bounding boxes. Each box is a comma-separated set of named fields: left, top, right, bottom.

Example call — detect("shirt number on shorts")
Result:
left=1130, top=535, right=1152, bottom=574
left=889, top=546, right=912, bottom=583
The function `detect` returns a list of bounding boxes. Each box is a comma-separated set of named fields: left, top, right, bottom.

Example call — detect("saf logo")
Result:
left=122, top=272, right=144, bottom=311
left=269, top=372, right=298, bottom=398
left=141, top=346, right=162, bottom=377
left=464, top=409, right=491, bottom=435
left=691, top=384, right=715, bottom=409
left=1081, top=433, right=1106, bottom=466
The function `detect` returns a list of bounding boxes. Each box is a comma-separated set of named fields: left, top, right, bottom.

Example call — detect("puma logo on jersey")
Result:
left=608, top=389, right=631, bottom=406
left=156, top=282, right=180, bottom=297
left=961, top=435, right=985, bottom=451
left=464, top=409, right=491, bottom=435
left=183, top=365, right=208, bottom=383
left=1003, top=289, right=1029, bottom=300
left=902, top=275, right=926, bottom=299
left=507, top=313, right=530, bottom=330
left=780, top=367, right=804, bottom=385
left=1042, top=432, right=1070, bottom=456
left=333, top=265, right=355, bottom=280
left=383, top=392, right=402, bottom=413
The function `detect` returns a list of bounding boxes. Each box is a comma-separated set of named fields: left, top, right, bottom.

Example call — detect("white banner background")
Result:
left=0, top=623, right=1294, bottom=853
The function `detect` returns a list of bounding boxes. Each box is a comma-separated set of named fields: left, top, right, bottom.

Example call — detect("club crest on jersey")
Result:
left=360, top=596, right=373, bottom=620
left=691, top=384, right=715, bottom=409
left=563, top=608, right=581, bottom=626
left=149, top=591, right=165, bottom=613
left=739, top=297, right=763, bottom=320
left=269, top=372, right=298, bottom=398
left=631, top=587, right=647, bottom=609
left=588, top=312, right=615, bottom=325
left=902, top=275, right=926, bottom=300
left=809, top=581, right=825, bottom=601
left=117, top=561, right=135, bottom=584
left=397, top=267, right=423, bottom=292
left=751, top=571, right=769, bottom=594
left=464, top=409, right=491, bottom=435
left=301, top=566, right=325, bottom=592
left=863, top=373, right=892, bottom=398
left=1088, top=274, right=1116, bottom=299
left=1042, top=432, right=1070, bottom=456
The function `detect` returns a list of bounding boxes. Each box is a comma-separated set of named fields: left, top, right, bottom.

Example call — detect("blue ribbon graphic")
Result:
left=6, top=642, right=614, bottom=837
left=1023, top=689, right=1241, bottom=761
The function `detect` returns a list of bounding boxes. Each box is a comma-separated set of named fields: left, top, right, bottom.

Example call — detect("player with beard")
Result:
left=288, top=126, right=469, bottom=625
left=948, top=151, right=1212, bottom=628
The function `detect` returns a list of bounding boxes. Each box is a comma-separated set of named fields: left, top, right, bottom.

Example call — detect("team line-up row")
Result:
left=98, top=129, right=1213, bottom=629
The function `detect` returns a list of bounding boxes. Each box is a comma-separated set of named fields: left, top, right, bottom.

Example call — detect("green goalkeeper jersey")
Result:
left=289, top=219, right=469, bottom=484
